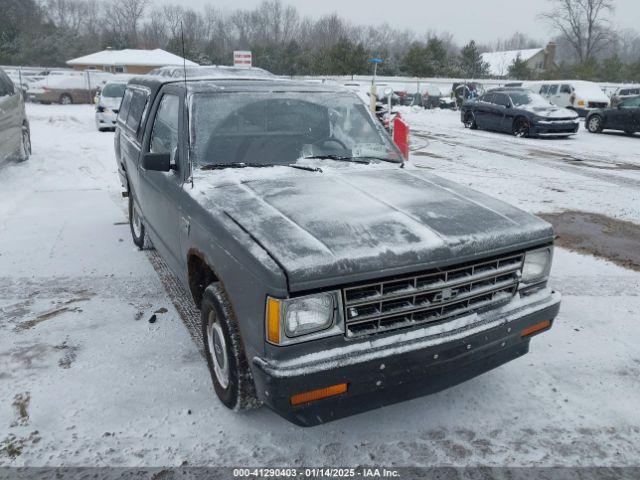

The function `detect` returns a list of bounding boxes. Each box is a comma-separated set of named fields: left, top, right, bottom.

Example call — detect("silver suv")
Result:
left=0, top=68, right=30, bottom=165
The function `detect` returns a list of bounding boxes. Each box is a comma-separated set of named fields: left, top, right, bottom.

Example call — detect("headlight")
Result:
left=266, top=292, right=343, bottom=345
left=521, top=247, right=553, bottom=285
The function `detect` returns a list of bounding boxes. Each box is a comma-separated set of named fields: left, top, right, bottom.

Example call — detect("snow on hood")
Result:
left=521, top=105, right=579, bottom=119
left=191, top=165, right=553, bottom=290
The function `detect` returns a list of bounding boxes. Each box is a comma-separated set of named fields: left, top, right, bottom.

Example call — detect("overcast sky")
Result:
left=153, top=0, right=639, bottom=44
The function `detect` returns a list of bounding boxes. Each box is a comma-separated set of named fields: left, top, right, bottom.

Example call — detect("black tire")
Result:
left=587, top=115, right=603, bottom=133
left=59, top=93, right=73, bottom=105
left=513, top=117, right=530, bottom=138
left=624, top=130, right=636, bottom=136
left=463, top=111, right=477, bottom=129
left=17, top=124, right=31, bottom=162
left=128, top=194, right=146, bottom=249
left=201, top=283, right=260, bottom=411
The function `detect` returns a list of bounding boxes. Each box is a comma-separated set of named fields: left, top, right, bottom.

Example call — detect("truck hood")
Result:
left=196, top=167, right=553, bottom=291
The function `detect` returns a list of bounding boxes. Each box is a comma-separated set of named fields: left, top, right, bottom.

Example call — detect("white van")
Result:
left=526, top=80, right=610, bottom=117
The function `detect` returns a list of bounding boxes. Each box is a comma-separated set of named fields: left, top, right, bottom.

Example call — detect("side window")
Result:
left=149, top=94, right=180, bottom=159
left=620, top=89, right=629, bottom=96
left=482, top=93, right=495, bottom=104
left=548, top=85, right=559, bottom=95
left=126, top=90, right=149, bottom=134
left=632, top=89, right=640, bottom=95
left=540, top=85, right=550, bottom=95
left=118, top=89, right=133, bottom=123
left=0, top=74, right=14, bottom=96
left=494, top=93, right=510, bottom=107
left=560, top=84, right=572, bottom=94
left=622, top=97, right=640, bottom=108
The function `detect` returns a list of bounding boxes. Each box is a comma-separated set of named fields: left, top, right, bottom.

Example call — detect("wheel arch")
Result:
left=187, top=249, right=221, bottom=309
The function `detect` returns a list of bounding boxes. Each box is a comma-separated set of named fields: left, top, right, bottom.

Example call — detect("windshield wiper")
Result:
left=200, top=162, right=274, bottom=171
left=200, top=162, right=322, bottom=173
left=354, top=156, right=403, bottom=165
left=302, top=155, right=370, bottom=165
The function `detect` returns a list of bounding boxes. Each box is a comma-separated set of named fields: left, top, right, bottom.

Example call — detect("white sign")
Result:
left=234, top=51, right=252, bottom=68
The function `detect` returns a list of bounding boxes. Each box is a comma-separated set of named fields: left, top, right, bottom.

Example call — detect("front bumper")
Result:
left=96, top=111, right=118, bottom=129
left=531, top=120, right=580, bottom=137
left=252, top=291, right=561, bottom=426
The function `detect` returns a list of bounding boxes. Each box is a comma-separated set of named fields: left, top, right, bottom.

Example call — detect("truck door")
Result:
left=0, top=74, right=22, bottom=163
left=138, top=88, right=185, bottom=276
left=547, top=84, right=561, bottom=106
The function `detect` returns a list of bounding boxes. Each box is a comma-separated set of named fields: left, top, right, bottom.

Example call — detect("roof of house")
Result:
left=481, top=48, right=543, bottom=77
left=67, top=49, right=198, bottom=68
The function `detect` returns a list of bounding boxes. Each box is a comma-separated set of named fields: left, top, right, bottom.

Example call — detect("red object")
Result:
left=393, top=116, right=410, bottom=161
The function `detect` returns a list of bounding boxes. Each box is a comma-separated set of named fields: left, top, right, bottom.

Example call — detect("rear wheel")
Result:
left=201, top=283, right=260, bottom=411
left=513, top=117, right=530, bottom=138
left=17, top=124, right=31, bottom=162
left=587, top=115, right=603, bottom=133
left=463, top=111, right=477, bottom=129
left=624, top=130, right=636, bottom=136
left=128, top=194, right=146, bottom=249
left=59, top=94, right=73, bottom=105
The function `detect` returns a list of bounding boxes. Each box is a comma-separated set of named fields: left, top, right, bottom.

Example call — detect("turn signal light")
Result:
left=521, top=320, right=552, bottom=338
left=267, top=298, right=281, bottom=344
left=290, top=383, right=348, bottom=406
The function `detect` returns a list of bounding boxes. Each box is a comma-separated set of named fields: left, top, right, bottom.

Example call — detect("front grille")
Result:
left=588, top=102, right=608, bottom=109
left=342, top=253, right=524, bottom=337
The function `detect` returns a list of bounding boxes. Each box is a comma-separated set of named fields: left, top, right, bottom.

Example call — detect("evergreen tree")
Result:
left=599, top=55, right=624, bottom=83
left=458, top=40, right=489, bottom=78
left=508, top=54, right=532, bottom=80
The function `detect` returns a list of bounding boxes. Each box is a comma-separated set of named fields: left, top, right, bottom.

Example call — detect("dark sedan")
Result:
left=461, top=88, right=580, bottom=138
left=586, top=96, right=640, bottom=136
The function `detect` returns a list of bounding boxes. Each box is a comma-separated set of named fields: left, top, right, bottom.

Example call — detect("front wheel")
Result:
left=587, top=116, right=603, bottom=133
left=59, top=94, right=73, bottom=105
left=201, top=283, right=260, bottom=411
left=463, top=111, right=477, bottom=129
left=513, top=118, right=530, bottom=138
left=128, top=194, right=147, bottom=249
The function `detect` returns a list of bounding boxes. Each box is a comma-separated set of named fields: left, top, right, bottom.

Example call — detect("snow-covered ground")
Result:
left=1, top=104, right=639, bottom=467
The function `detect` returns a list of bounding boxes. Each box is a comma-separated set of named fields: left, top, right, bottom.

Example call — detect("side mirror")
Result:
left=142, top=152, right=171, bottom=172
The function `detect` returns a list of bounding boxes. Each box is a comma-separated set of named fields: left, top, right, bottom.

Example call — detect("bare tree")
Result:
left=541, top=0, right=615, bottom=62
left=106, top=0, right=151, bottom=45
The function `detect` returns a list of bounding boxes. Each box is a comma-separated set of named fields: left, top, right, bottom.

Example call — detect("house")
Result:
left=67, top=48, right=198, bottom=75
left=481, top=42, right=557, bottom=78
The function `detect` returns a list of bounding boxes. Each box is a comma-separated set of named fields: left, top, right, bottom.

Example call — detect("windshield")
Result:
left=509, top=91, right=553, bottom=108
left=191, top=91, right=402, bottom=168
left=102, top=83, right=126, bottom=98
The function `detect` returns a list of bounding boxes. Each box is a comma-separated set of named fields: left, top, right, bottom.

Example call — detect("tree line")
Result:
left=1, top=0, right=639, bottom=82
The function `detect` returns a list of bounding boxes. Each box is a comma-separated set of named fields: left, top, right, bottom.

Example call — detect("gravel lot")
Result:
left=0, top=104, right=639, bottom=468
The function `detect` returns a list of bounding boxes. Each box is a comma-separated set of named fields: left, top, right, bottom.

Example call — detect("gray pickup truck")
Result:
left=114, top=74, right=560, bottom=426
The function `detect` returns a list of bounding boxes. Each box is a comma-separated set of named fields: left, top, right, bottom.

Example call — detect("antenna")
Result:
left=180, top=21, right=194, bottom=188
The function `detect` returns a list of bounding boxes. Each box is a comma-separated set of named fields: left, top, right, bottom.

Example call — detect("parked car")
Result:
left=610, top=86, right=640, bottom=108
left=0, top=68, right=31, bottom=165
left=95, top=80, right=128, bottom=131
left=585, top=96, right=640, bottom=135
left=528, top=80, right=610, bottom=117
left=148, top=65, right=275, bottom=79
left=29, top=71, right=112, bottom=104
left=115, top=75, right=560, bottom=427
left=421, top=84, right=444, bottom=109
left=461, top=88, right=579, bottom=138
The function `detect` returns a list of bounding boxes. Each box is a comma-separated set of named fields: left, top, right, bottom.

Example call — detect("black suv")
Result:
left=586, top=96, right=640, bottom=136
left=114, top=74, right=560, bottom=426
left=462, top=88, right=580, bottom=138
